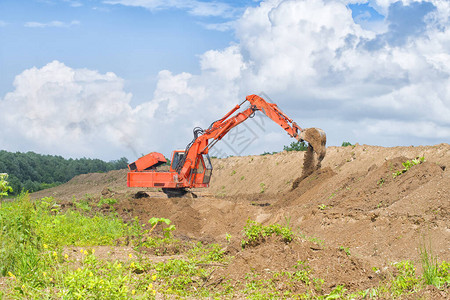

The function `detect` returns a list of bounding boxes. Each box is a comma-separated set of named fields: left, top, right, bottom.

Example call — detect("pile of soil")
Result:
left=30, top=143, right=450, bottom=296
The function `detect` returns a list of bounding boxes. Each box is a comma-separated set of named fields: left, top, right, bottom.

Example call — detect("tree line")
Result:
left=0, top=150, right=128, bottom=194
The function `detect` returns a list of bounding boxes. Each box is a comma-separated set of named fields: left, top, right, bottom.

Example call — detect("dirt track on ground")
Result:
left=31, top=143, right=450, bottom=296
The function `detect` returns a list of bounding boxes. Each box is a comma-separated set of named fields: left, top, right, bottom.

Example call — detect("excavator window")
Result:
left=196, top=157, right=205, bottom=174
left=171, top=151, right=184, bottom=171
left=202, top=154, right=213, bottom=184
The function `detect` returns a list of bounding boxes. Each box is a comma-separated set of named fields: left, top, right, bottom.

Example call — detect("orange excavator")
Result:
left=127, top=94, right=326, bottom=197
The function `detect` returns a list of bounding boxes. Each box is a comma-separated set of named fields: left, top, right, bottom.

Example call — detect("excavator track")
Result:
left=162, top=188, right=197, bottom=198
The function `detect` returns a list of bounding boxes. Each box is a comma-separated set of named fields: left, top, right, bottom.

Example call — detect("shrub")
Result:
left=0, top=173, right=13, bottom=199
left=241, top=219, right=294, bottom=248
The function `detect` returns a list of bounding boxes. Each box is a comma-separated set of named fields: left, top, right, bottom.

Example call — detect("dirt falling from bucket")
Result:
left=292, top=145, right=316, bottom=190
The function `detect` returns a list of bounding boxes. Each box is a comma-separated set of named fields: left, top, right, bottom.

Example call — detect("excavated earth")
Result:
left=31, top=144, right=450, bottom=297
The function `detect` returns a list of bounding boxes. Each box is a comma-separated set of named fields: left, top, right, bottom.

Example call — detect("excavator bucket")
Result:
left=298, top=127, right=327, bottom=163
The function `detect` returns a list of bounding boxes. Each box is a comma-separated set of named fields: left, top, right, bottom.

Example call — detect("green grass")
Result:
left=1, top=194, right=448, bottom=299
left=420, top=242, right=450, bottom=289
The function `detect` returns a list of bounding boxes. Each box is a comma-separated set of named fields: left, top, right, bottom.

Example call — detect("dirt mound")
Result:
left=327, top=157, right=444, bottom=211
left=213, top=236, right=378, bottom=295
left=31, top=169, right=130, bottom=201
left=291, top=167, right=336, bottom=196
left=30, top=143, right=450, bottom=296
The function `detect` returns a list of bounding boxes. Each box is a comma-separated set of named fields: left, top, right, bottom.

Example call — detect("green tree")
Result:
left=341, top=141, right=353, bottom=147
left=283, top=140, right=308, bottom=152
left=0, top=150, right=129, bottom=194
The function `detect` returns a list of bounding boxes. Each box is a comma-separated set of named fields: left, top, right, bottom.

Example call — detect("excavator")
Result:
left=127, top=94, right=326, bottom=197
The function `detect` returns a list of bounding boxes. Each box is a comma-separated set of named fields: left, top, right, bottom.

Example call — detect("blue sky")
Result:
left=0, top=0, right=244, bottom=104
left=1, top=0, right=449, bottom=160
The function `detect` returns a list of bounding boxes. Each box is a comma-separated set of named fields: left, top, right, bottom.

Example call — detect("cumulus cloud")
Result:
left=137, top=0, right=450, bottom=152
left=2, top=0, right=450, bottom=160
left=0, top=61, right=137, bottom=159
left=24, top=20, right=80, bottom=28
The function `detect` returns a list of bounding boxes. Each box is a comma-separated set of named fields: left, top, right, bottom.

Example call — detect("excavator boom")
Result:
left=127, top=94, right=326, bottom=196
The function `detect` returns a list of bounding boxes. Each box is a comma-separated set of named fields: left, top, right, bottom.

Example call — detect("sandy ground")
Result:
left=31, top=143, right=450, bottom=296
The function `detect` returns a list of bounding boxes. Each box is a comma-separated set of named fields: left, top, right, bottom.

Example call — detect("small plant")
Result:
left=240, top=176, right=245, bottom=181
left=241, top=219, right=294, bottom=248
left=259, top=182, right=266, bottom=194
left=0, top=173, right=13, bottom=199
left=148, top=217, right=176, bottom=239
left=390, top=261, right=420, bottom=296
left=97, top=197, right=117, bottom=207
left=339, top=246, right=351, bottom=256
left=377, top=178, right=385, bottom=186
left=74, top=199, right=91, bottom=211
left=284, top=141, right=308, bottom=152
left=341, top=141, right=353, bottom=147
left=318, top=204, right=328, bottom=210
left=393, top=156, right=425, bottom=178
left=292, top=261, right=312, bottom=284
left=230, top=170, right=236, bottom=176
left=225, top=233, right=232, bottom=243
left=419, top=242, right=449, bottom=288
left=326, top=285, right=347, bottom=298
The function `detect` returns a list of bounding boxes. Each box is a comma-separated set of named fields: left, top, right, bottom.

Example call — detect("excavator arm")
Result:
left=127, top=94, right=326, bottom=195
left=177, top=94, right=325, bottom=180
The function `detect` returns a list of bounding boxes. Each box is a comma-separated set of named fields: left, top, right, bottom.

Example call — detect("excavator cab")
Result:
left=169, top=150, right=213, bottom=185
left=169, top=151, right=185, bottom=172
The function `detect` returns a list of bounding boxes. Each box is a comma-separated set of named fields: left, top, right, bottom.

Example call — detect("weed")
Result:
left=148, top=217, right=176, bottom=239
left=97, top=197, right=118, bottom=207
left=339, top=246, right=351, bottom=256
left=377, top=178, right=385, bottom=186
left=326, top=284, right=347, bottom=299
left=74, top=198, right=91, bottom=211
left=390, top=261, right=420, bottom=296
left=393, top=156, right=425, bottom=178
left=259, top=182, right=266, bottom=194
left=230, top=170, right=236, bottom=176
left=0, top=173, right=13, bottom=199
left=225, top=233, right=232, bottom=243
left=318, top=204, right=328, bottom=210
left=419, top=242, right=449, bottom=288
left=241, top=219, right=294, bottom=248
left=240, top=175, right=245, bottom=181
left=293, top=261, right=311, bottom=284
left=299, top=233, right=325, bottom=247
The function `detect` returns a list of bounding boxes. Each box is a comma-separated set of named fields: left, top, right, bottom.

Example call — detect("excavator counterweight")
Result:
left=127, top=95, right=326, bottom=197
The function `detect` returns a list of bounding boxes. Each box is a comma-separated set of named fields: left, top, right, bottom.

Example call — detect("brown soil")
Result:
left=31, top=143, right=450, bottom=296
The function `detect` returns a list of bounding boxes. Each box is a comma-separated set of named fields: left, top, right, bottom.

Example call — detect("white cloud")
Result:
left=139, top=0, right=450, bottom=151
left=3, top=0, right=450, bottom=160
left=0, top=61, right=137, bottom=159
left=104, top=0, right=238, bottom=18
left=24, top=20, right=80, bottom=28
left=201, top=20, right=235, bottom=32
left=64, top=0, right=83, bottom=7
